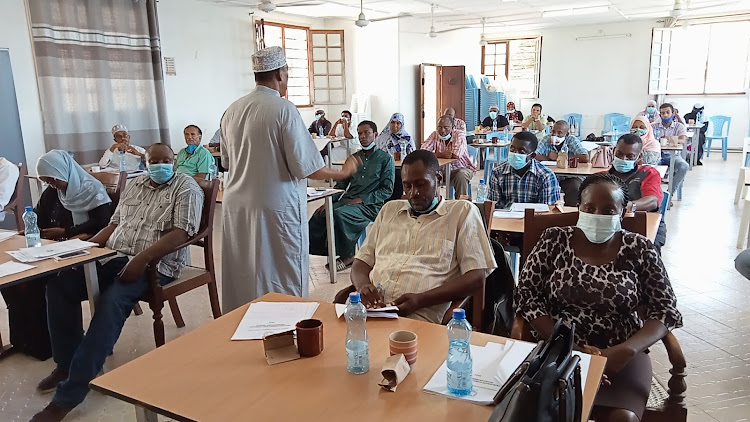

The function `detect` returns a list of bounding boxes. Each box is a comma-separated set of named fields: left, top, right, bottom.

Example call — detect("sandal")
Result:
left=325, top=258, right=353, bottom=272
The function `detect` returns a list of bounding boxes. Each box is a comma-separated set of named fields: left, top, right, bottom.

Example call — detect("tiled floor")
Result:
left=2, top=153, right=750, bottom=421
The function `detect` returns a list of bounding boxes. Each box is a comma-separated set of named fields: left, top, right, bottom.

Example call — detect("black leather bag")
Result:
left=488, top=321, right=582, bottom=422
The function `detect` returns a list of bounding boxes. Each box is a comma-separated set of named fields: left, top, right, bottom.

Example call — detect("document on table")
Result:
left=0, top=230, right=17, bottom=243
left=8, top=239, right=97, bottom=263
left=334, top=304, right=399, bottom=319
left=509, top=203, right=550, bottom=212
left=307, top=187, right=334, bottom=198
left=423, top=342, right=508, bottom=405
left=0, top=261, right=36, bottom=278
left=231, top=301, right=320, bottom=340
left=492, top=210, right=525, bottom=219
left=540, top=160, right=558, bottom=166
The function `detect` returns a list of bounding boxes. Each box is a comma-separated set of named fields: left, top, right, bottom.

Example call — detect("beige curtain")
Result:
left=28, top=0, right=170, bottom=164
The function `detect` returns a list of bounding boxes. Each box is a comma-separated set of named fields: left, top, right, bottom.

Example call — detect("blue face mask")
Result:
left=507, top=152, right=530, bottom=170
left=646, top=106, right=656, bottom=114
left=147, top=163, right=175, bottom=184
left=612, top=157, right=636, bottom=173
left=489, top=111, right=498, bottom=119
left=409, top=196, right=440, bottom=215
left=661, top=115, right=674, bottom=125
left=185, top=144, right=199, bottom=154
left=439, top=133, right=452, bottom=141
left=361, top=142, right=376, bottom=150
left=315, top=114, right=322, bottom=120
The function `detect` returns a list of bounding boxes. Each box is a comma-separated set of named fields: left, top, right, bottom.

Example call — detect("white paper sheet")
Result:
left=423, top=342, right=508, bottom=405
left=540, top=160, right=558, bottom=166
left=0, top=261, right=36, bottom=278
left=334, top=304, right=399, bottom=319
left=0, top=230, right=17, bottom=243
left=17, top=239, right=97, bottom=260
left=231, top=301, right=320, bottom=340
left=307, top=187, right=334, bottom=198
left=492, top=210, right=525, bottom=219
left=509, top=203, right=550, bottom=213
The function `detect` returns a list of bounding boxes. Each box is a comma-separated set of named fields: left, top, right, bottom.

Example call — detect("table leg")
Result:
left=324, top=195, right=337, bottom=284
left=327, top=142, right=334, bottom=188
left=443, top=163, right=452, bottom=198
left=0, top=331, right=16, bottom=360
left=346, top=139, right=351, bottom=157
left=83, top=261, right=100, bottom=315
left=668, top=153, right=675, bottom=209
left=135, top=405, right=158, bottom=422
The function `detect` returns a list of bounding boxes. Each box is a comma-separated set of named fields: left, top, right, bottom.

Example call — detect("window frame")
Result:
left=481, top=37, right=542, bottom=99
left=649, top=23, right=750, bottom=96
left=261, top=20, right=314, bottom=108
left=310, top=29, right=346, bottom=105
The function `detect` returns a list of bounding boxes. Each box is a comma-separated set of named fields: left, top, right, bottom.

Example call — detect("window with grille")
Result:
left=260, top=21, right=312, bottom=107
left=649, top=22, right=750, bottom=95
left=481, top=37, right=542, bottom=99
left=311, top=30, right=346, bottom=105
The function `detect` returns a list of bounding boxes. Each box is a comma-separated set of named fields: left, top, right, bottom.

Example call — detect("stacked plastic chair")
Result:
left=602, top=113, right=628, bottom=136
left=464, top=75, right=480, bottom=129
left=479, top=76, right=506, bottom=118
left=563, top=113, right=583, bottom=138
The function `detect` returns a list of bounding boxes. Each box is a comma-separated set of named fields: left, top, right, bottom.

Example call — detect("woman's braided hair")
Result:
left=577, top=173, right=630, bottom=210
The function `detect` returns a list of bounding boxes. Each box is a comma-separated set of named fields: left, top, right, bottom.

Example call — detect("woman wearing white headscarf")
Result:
left=35, top=150, right=112, bottom=240
left=376, top=113, right=414, bottom=201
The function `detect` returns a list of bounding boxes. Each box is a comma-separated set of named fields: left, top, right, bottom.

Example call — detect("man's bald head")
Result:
left=551, top=121, right=570, bottom=138
left=146, top=143, right=175, bottom=165
left=443, top=107, right=456, bottom=118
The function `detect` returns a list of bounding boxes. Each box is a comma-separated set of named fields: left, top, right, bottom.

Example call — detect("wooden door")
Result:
left=420, top=63, right=440, bottom=145
left=439, top=65, right=465, bottom=122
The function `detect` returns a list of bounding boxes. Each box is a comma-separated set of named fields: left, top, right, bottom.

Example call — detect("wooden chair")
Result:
left=3, top=162, right=27, bottom=230
left=88, top=170, right=126, bottom=211
left=140, top=179, right=222, bottom=347
left=512, top=208, right=687, bottom=422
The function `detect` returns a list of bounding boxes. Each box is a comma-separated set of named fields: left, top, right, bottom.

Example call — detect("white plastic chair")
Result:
left=742, top=137, right=750, bottom=167
left=735, top=168, right=750, bottom=204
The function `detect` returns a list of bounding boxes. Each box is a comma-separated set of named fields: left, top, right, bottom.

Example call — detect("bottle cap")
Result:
left=25, top=206, right=33, bottom=212
left=479, top=179, right=485, bottom=184
left=349, top=292, right=361, bottom=304
left=452, top=308, right=466, bottom=320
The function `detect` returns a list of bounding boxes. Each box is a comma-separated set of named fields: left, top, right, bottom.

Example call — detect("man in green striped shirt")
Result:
left=176, top=125, right=213, bottom=178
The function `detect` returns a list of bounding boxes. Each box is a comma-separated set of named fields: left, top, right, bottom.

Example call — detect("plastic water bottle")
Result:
left=319, top=126, right=325, bottom=138
left=399, top=140, right=408, bottom=156
left=613, top=128, right=619, bottom=143
left=66, top=150, right=74, bottom=158
left=492, top=121, right=497, bottom=132
left=476, top=179, right=488, bottom=203
left=119, top=150, right=127, bottom=171
left=23, top=206, right=42, bottom=248
left=345, top=292, right=369, bottom=374
left=503, top=126, right=509, bottom=140
left=446, top=308, right=473, bottom=396
left=208, top=161, right=218, bottom=180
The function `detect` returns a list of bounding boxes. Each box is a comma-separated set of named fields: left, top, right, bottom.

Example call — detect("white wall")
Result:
left=158, top=0, right=332, bottom=149
left=0, top=0, right=46, bottom=180
left=665, top=95, right=749, bottom=149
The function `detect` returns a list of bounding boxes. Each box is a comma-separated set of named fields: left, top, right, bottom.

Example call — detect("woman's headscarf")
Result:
left=632, top=116, right=660, bottom=154
left=36, top=150, right=111, bottom=225
left=376, top=113, right=414, bottom=154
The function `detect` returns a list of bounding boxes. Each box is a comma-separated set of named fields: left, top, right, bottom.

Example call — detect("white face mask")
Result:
left=551, top=135, right=565, bottom=146
left=576, top=211, right=622, bottom=243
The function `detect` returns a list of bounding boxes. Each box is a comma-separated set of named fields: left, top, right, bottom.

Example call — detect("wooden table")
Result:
left=394, top=158, right=457, bottom=196
left=216, top=189, right=342, bottom=284
left=491, top=207, right=662, bottom=242
left=0, top=235, right=116, bottom=356
left=90, top=292, right=606, bottom=422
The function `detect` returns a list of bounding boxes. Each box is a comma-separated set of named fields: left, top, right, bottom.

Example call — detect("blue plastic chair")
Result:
left=602, top=113, right=628, bottom=135
left=660, top=191, right=670, bottom=216
left=609, top=115, right=631, bottom=141
left=563, top=113, right=582, bottom=137
left=705, top=115, right=731, bottom=160
left=482, top=142, right=509, bottom=183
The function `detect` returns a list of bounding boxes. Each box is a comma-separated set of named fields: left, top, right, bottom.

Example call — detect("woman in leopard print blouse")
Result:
left=515, top=173, right=682, bottom=422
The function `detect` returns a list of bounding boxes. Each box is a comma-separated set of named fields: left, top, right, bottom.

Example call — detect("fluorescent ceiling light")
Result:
left=542, top=5, right=609, bottom=18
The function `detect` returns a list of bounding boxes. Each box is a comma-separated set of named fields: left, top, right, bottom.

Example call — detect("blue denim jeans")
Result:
left=660, top=152, right=689, bottom=196
left=46, top=257, right=173, bottom=409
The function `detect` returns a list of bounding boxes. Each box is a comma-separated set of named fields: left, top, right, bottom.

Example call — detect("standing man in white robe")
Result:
left=220, top=47, right=361, bottom=312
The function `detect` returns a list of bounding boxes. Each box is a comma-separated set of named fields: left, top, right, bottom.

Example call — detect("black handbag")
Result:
left=488, top=321, right=583, bottom=422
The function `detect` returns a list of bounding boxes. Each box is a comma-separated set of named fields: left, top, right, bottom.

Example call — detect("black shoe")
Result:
left=697, top=160, right=703, bottom=166
left=36, top=368, right=68, bottom=394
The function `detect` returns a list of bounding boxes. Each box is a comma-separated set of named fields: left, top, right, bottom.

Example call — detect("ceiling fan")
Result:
left=428, top=4, right=437, bottom=37
left=663, top=0, right=739, bottom=27
left=252, top=0, right=323, bottom=13
left=355, top=1, right=410, bottom=27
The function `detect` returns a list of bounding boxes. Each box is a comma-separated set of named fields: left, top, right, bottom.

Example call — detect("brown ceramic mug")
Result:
left=296, top=319, right=324, bottom=357
left=568, top=157, right=579, bottom=168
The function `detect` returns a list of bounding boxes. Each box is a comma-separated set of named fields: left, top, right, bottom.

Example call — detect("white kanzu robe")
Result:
left=220, top=86, right=325, bottom=312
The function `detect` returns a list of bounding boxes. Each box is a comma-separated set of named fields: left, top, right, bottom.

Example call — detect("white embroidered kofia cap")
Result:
left=111, top=124, right=128, bottom=135
left=252, top=46, right=287, bottom=72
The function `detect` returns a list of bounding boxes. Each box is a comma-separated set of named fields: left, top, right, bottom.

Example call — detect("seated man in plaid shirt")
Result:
left=487, top=131, right=561, bottom=209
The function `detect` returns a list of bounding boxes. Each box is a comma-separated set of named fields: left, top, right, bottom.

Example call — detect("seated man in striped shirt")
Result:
left=421, top=115, right=476, bottom=199
left=487, top=131, right=561, bottom=209
left=349, top=150, right=497, bottom=324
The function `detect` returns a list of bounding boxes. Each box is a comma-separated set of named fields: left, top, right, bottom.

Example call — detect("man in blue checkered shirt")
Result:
left=534, top=121, right=589, bottom=206
left=488, top=131, right=561, bottom=209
